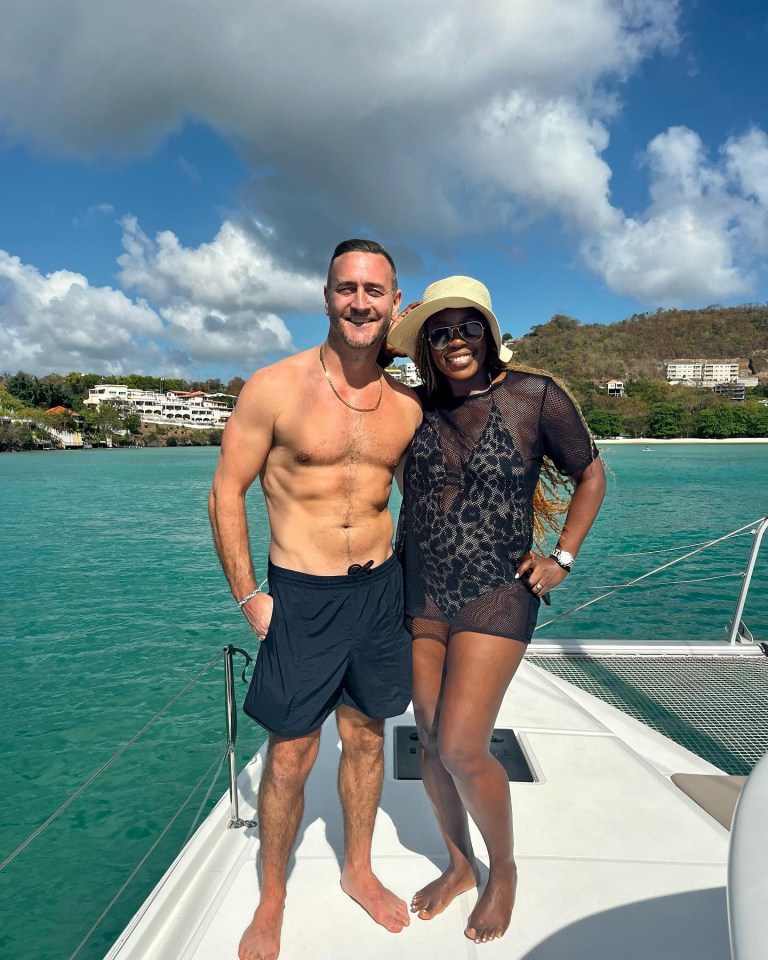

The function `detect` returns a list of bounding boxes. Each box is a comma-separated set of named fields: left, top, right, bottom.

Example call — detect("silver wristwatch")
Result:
left=550, top=548, right=575, bottom=572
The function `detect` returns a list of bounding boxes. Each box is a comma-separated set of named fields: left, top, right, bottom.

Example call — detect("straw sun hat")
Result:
left=387, top=275, right=513, bottom=363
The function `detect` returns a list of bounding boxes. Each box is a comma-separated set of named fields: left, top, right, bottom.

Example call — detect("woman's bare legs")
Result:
left=411, top=619, right=528, bottom=942
left=411, top=619, right=481, bottom=920
left=439, top=630, right=527, bottom=943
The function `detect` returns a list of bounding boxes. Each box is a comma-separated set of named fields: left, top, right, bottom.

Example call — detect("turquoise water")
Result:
left=1, top=444, right=766, bottom=959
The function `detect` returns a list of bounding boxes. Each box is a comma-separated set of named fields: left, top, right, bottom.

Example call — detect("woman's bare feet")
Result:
left=411, top=860, right=480, bottom=919
left=238, top=900, right=285, bottom=960
left=340, top=868, right=411, bottom=932
left=464, top=864, right=517, bottom=944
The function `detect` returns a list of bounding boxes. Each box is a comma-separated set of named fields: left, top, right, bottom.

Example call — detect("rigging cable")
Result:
left=184, top=747, right=230, bottom=845
left=0, top=649, right=224, bottom=873
left=607, top=530, right=754, bottom=558
left=582, top=572, right=742, bottom=590
left=66, top=748, right=231, bottom=960
left=535, top=516, right=766, bottom=633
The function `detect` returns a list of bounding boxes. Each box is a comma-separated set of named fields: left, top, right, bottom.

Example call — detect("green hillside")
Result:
left=504, top=304, right=768, bottom=439
left=510, top=305, right=768, bottom=383
left=3, top=303, right=768, bottom=446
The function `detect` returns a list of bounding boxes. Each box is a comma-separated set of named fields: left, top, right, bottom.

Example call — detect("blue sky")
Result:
left=1, top=1, right=767, bottom=380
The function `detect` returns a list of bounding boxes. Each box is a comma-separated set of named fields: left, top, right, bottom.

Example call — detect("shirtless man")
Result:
left=209, top=239, right=422, bottom=960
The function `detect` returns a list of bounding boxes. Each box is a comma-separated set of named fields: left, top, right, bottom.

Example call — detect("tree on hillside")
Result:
left=648, top=403, right=688, bottom=438
left=5, top=372, right=79, bottom=410
left=743, top=401, right=768, bottom=437
left=64, top=372, right=100, bottom=402
left=0, top=421, right=36, bottom=452
left=123, top=412, right=143, bottom=434
left=82, top=403, right=123, bottom=440
left=625, top=380, right=672, bottom=404
left=586, top=410, right=623, bottom=437
left=5, top=372, right=45, bottom=406
left=696, top=404, right=737, bottom=438
left=549, top=314, right=580, bottom=331
left=0, top=385, right=25, bottom=415
left=125, top=374, right=161, bottom=392
left=225, top=376, right=246, bottom=396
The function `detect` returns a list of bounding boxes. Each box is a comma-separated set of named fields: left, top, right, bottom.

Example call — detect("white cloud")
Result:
left=0, top=251, right=166, bottom=375
left=72, top=203, right=115, bottom=227
left=117, top=216, right=319, bottom=315
left=178, top=156, right=201, bottom=184
left=157, top=303, right=294, bottom=366
left=584, top=208, right=749, bottom=303
left=0, top=1, right=680, bottom=267
left=0, top=1, right=678, bottom=152
left=0, top=219, right=315, bottom=376
left=464, top=92, right=621, bottom=234
left=116, top=216, right=320, bottom=370
left=725, top=128, right=768, bottom=208
left=5, top=0, right=766, bottom=308
left=583, top=126, right=768, bottom=303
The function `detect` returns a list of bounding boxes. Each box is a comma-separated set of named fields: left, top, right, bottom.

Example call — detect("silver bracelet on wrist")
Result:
left=237, top=578, right=269, bottom=609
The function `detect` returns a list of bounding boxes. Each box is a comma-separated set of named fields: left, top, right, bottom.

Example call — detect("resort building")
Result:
left=385, top=362, right=422, bottom=387
left=605, top=379, right=625, bottom=397
left=84, top=385, right=233, bottom=427
left=713, top=381, right=747, bottom=402
left=84, top=384, right=132, bottom=404
left=665, top=360, right=740, bottom=384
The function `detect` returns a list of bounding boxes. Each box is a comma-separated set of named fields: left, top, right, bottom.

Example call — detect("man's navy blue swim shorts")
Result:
left=243, top=553, right=412, bottom=737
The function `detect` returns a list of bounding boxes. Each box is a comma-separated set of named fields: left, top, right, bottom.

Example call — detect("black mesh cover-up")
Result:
left=397, top=370, right=598, bottom=642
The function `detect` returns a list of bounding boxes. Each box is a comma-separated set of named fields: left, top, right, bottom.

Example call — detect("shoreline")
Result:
left=598, top=437, right=768, bottom=444
left=4, top=437, right=768, bottom=455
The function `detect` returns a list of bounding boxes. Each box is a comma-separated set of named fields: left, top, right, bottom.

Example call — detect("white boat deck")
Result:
left=107, top=661, right=733, bottom=960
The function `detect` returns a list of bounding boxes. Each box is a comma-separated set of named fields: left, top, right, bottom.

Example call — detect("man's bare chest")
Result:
left=273, top=407, right=409, bottom=471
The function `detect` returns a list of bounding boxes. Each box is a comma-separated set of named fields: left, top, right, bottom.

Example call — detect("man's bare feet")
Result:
left=238, top=900, right=284, bottom=960
left=340, top=868, right=411, bottom=932
left=410, top=860, right=480, bottom=919
left=464, top=864, right=517, bottom=944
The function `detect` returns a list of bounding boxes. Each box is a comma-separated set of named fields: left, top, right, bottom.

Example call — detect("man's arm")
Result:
left=209, top=369, right=278, bottom=637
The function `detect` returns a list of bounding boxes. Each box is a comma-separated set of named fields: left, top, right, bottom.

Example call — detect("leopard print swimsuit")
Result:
left=397, top=371, right=597, bottom=641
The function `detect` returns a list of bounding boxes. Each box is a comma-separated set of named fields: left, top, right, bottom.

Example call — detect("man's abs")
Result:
left=257, top=370, right=420, bottom=574
left=261, top=458, right=398, bottom=575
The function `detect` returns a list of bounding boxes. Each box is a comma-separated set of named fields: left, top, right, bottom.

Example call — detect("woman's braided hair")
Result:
left=414, top=316, right=590, bottom=550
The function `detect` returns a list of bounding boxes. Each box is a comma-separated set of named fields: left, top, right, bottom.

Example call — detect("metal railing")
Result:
left=224, top=644, right=258, bottom=828
left=727, top=517, right=768, bottom=645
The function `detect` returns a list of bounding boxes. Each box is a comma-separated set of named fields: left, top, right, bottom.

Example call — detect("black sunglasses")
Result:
left=426, top=319, right=486, bottom=351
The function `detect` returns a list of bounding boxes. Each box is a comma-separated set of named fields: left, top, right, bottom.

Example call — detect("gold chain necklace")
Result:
left=319, top=344, right=383, bottom=413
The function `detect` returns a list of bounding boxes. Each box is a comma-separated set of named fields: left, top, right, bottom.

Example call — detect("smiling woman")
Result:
left=388, top=274, right=605, bottom=943
left=425, top=308, right=490, bottom=389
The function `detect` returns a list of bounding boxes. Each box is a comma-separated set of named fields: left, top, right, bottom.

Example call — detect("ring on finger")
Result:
left=534, top=581, right=542, bottom=591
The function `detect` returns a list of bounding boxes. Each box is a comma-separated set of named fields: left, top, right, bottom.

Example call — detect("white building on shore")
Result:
left=385, top=362, right=422, bottom=387
left=84, top=385, right=233, bottom=427
left=665, top=360, right=740, bottom=384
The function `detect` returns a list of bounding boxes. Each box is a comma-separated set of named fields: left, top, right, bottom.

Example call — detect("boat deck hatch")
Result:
left=393, top=725, right=535, bottom=781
